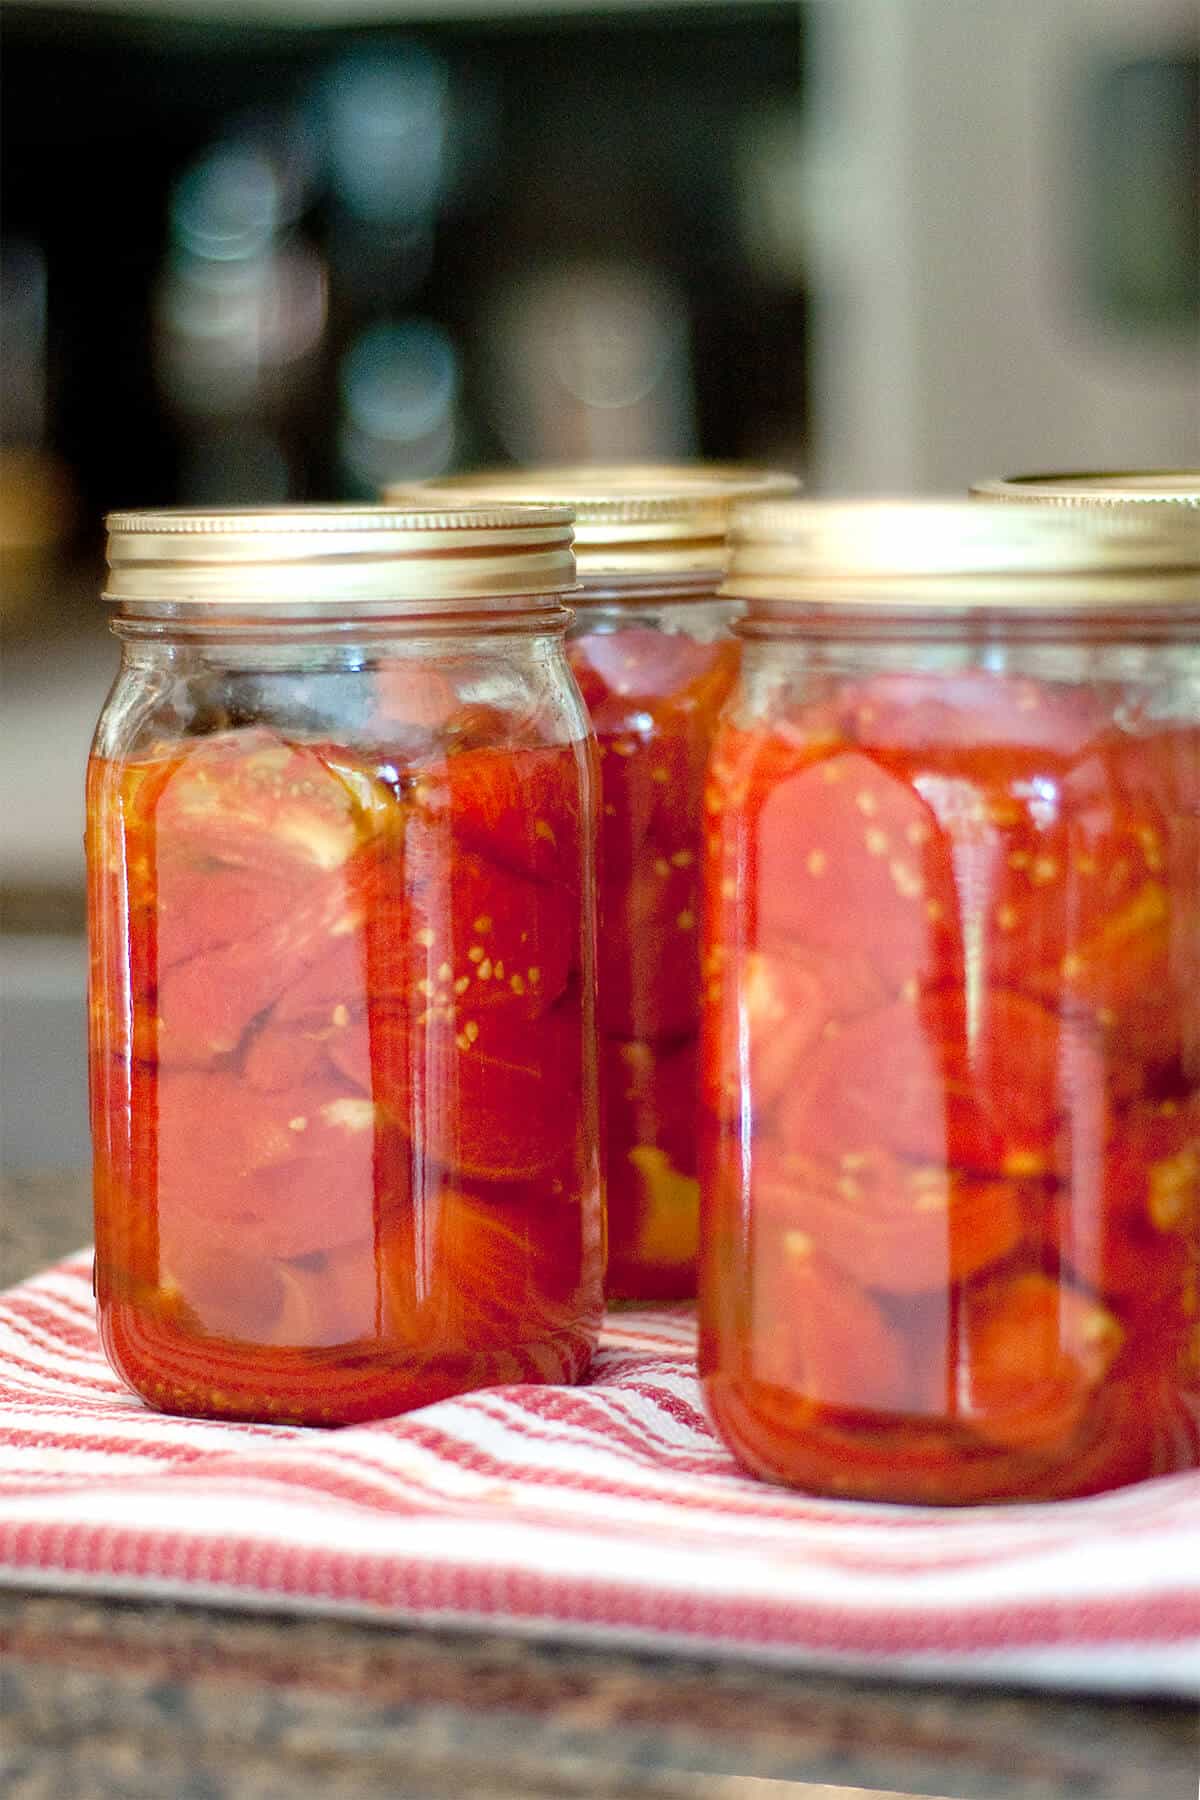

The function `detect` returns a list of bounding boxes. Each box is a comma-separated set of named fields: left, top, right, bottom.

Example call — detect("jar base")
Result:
left=702, top=1373, right=1200, bottom=1507
left=100, top=1301, right=598, bottom=1428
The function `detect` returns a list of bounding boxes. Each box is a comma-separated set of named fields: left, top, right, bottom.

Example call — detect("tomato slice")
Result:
left=750, top=1231, right=911, bottom=1412
left=776, top=989, right=1095, bottom=1175
left=157, top=862, right=308, bottom=974
left=242, top=819, right=576, bottom=1087
left=950, top=766, right=1181, bottom=1038
left=347, top=998, right=585, bottom=1182
left=156, top=1070, right=391, bottom=1262
left=701, top=942, right=887, bottom=1123
left=841, top=706, right=1194, bottom=1084
left=155, top=1233, right=387, bottom=1350
left=144, top=733, right=409, bottom=1066
left=708, top=713, right=848, bottom=810
left=568, top=624, right=735, bottom=723
left=841, top=671, right=1113, bottom=760
left=153, top=731, right=368, bottom=879
left=1106, top=1094, right=1200, bottom=1239
left=373, top=662, right=461, bottom=733
left=572, top=628, right=737, bottom=864
left=598, top=854, right=700, bottom=1040
left=1084, top=1095, right=1200, bottom=1312
left=956, top=1271, right=1124, bottom=1451
left=751, top=1145, right=1025, bottom=1296
left=242, top=1028, right=332, bottom=1093
left=374, top=827, right=576, bottom=1020
left=156, top=874, right=356, bottom=1066
left=751, top=748, right=961, bottom=992
left=412, top=743, right=587, bottom=887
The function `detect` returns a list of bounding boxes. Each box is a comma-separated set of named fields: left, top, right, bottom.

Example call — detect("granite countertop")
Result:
left=3, top=1171, right=1198, bottom=1800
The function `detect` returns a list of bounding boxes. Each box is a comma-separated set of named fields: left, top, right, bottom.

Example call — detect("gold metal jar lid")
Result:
left=386, top=464, right=799, bottom=581
left=972, top=470, right=1200, bottom=508
left=720, top=499, right=1200, bottom=609
left=103, top=504, right=576, bottom=611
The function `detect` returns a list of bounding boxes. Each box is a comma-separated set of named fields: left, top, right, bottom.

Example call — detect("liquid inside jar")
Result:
left=88, top=673, right=602, bottom=1425
left=700, top=664, right=1200, bottom=1502
left=568, top=612, right=738, bottom=1299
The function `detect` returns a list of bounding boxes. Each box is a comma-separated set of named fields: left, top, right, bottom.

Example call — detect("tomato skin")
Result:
left=156, top=876, right=353, bottom=1067
left=413, top=743, right=589, bottom=888
left=750, top=1145, right=1026, bottom=1297
left=88, top=720, right=599, bottom=1427
left=841, top=671, right=1114, bottom=760
left=570, top=625, right=732, bottom=714
left=750, top=747, right=962, bottom=991
left=349, top=997, right=587, bottom=1183
left=750, top=1232, right=912, bottom=1412
left=153, top=732, right=368, bottom=877
left=153, top=1071, right=389, bottom=1262
left=774, top=989, right=1093, bottom=1176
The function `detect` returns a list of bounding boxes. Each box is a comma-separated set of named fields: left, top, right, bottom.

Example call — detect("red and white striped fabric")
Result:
left=2, top=1250, right=1198, bottom=1695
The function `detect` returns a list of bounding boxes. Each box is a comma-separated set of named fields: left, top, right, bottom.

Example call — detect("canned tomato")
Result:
left=699, top=500, right=1200, bottom=1503
left=88, top=505, right=603, bottom=1425
left=390, top=466, right=798, bottom=1301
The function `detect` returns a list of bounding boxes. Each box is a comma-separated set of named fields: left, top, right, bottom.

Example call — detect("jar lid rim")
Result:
left=103, top=504, right=578, bottom=609
left=720, top=498, right=1200, bottom=608
left=387, top=464, right=799, bottom=575
left=972, top=471, right=1200, bottom=507
left=106, top=502, right=575, bottom=534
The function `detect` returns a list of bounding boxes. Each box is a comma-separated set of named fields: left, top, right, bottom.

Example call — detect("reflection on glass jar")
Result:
left=392, top=464, right=798, bottom=1300
left=700, top=500, right=1200, bottom=1503
left=87, top=504, right=602, bottom=1425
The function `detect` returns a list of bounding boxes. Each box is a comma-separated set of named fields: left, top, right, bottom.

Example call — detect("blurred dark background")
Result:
left=2, top=2, right=807, bottom=533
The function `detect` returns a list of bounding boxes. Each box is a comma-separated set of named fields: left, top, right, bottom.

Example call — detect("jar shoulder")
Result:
left=91, top=634, right=593, bottom=767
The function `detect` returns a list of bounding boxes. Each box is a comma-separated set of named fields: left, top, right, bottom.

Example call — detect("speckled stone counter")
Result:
left=2, top=1173, right=1198, bottom=1800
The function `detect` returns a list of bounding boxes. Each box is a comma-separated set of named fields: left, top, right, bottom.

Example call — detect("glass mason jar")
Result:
left=88, top=504, right=603, bottom=1426
left=699, top=501, right=1200, bottom=1504
left=389, top=467, right=798, bottom=1300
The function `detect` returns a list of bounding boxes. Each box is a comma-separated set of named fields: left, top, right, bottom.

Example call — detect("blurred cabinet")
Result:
left=801, top=0, right=1199, bottom=492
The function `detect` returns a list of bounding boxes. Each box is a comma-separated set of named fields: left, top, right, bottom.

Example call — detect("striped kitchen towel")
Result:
left=1, top=1250, right=1197, bottom=1695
